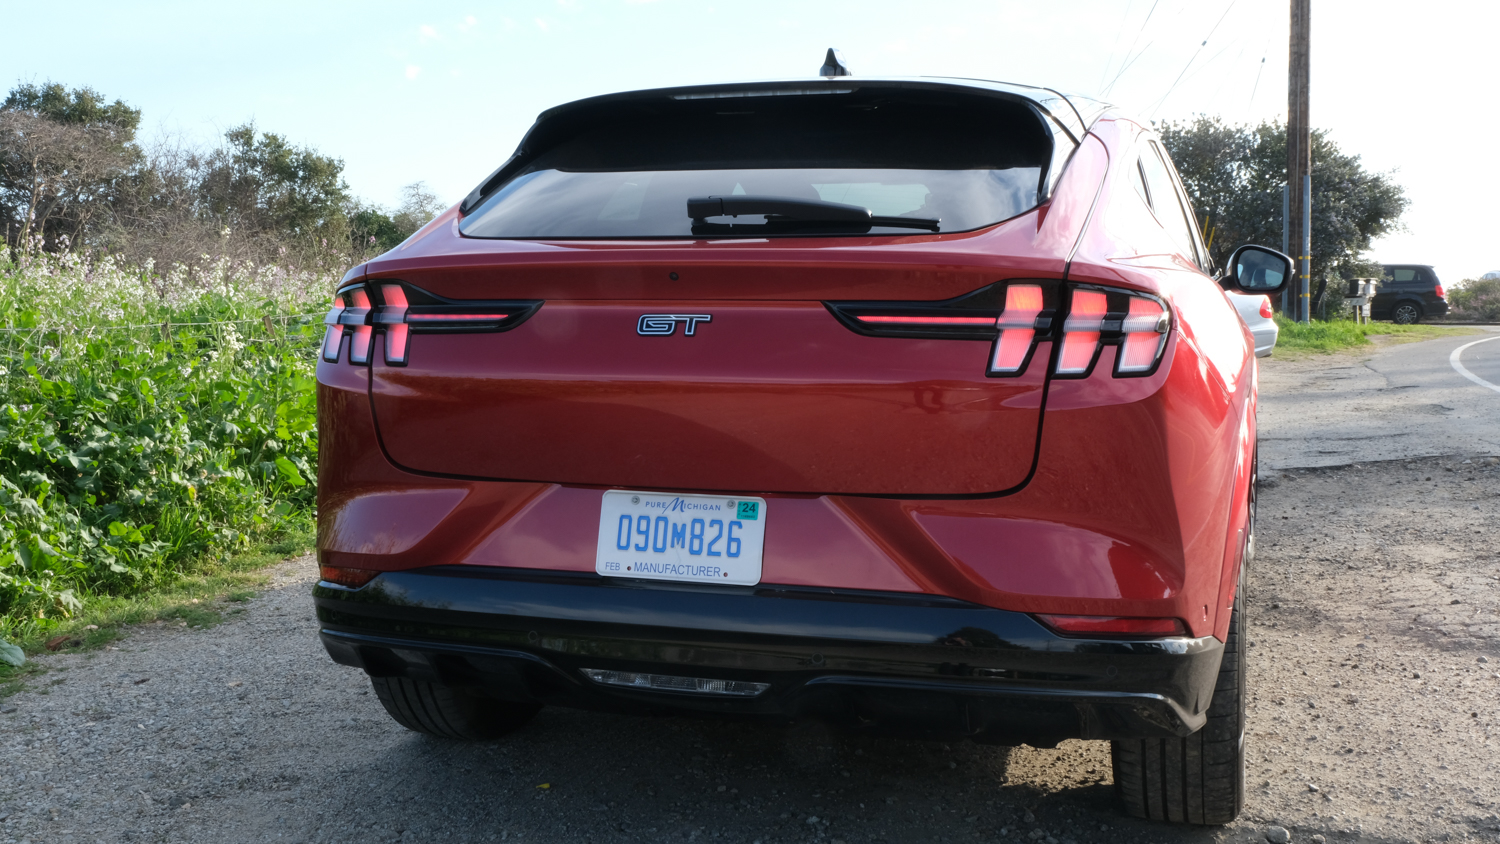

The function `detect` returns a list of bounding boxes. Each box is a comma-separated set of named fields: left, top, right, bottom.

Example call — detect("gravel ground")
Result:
left=3, top=358, right=1499, bottom=844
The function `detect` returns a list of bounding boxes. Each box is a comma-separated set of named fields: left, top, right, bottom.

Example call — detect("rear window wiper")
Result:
left=687, top=195, right=940, bottom=232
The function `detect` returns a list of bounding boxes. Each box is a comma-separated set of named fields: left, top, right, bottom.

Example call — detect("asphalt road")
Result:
left=1258, top=328, right=1500, bottom=470
left=4, top=332, right=1499, bottom=844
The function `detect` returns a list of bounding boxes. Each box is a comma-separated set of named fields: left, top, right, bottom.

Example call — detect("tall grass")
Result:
left=0, top=240, right=331, bottom=640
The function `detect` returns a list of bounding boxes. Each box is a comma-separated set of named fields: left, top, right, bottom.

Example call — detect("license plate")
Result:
left=595, top=490, right=766, bottom=586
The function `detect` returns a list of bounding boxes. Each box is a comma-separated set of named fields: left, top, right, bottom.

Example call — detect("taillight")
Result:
left=345, top=288, right=374, bottom=364
left=321, top=287, right=373, bottom=363
left=376, top=283, right=410, bottom=364
left=1053, top=285, right=1170, bottom=378
left=1035, top=614, right=1189, bottom=638
left=320, top=279, right=541, bottom=366
left=1117, top=297, right=1167, bottom=374
left=1258, top=296, right=1273, bottom=319
left=826, top=280, right=1060, bottom=377
left=827, top=280, right=1170, bottom=379
left=1435, top=283, right=1445, bottom=299
left=989, top=284, right=1045, bottom=375
left=321, top=299, right=346, bottom=362
left=320, top=565, right=380, bottom=588
left=1057, top=289, right=1107, bottom=375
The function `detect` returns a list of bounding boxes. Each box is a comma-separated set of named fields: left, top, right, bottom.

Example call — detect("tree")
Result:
left=200, top=122, right=351, bottom=242
left=2, top=82, right=141, bottom=138
left=0, top=82, right=141, bottom=250
left=1159, top=117, right=1407, bottom=313
left=351, top=181, right=446, bottom=254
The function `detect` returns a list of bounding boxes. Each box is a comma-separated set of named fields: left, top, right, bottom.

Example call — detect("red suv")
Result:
left=314, top=75, right=1288, bottom=825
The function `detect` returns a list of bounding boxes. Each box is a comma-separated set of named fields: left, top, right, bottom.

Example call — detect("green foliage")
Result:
left=1449, top=278, right=1500, bottom=322
left=212, top=122, right=351, bottom=241
left=1272, top=314, right=1477, bottom=354
left=1159, top=117, right=1408, bottom=309
left=2, top=81, right=141, bottom=139
left=351, top=206, right=407, bottom=252
left=350, top=182, right=446, bottom=254
left=0, top=243, right=329, bottom=640
left=2, top=82, right=144, bottom=251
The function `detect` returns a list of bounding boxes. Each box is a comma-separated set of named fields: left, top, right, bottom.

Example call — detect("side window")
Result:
left=1392, top=268, right=1418, bottom=284
left=1156, top=142, right=1214, bottom=274
left=1138, top=143, right=1202, bottom=269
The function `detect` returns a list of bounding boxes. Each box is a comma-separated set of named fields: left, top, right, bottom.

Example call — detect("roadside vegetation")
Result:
left=0, top=81, right=445, bottom=659
left=1448, top=277, right=1500, bottom=322
left=1271, top=314, right=1478, bottom=354
left=0, top=244, right=324, bottom=651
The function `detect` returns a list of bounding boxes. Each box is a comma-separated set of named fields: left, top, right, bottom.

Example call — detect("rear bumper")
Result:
left=1251, top=324, right=1279, bottom=357
left=315, top=566, right=1224, bottom=744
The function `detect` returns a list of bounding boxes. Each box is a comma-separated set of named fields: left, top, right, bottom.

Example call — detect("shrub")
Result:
left=0, top=243, right=329, bottom=638
left=1448, top=278, right=1500, bottom=322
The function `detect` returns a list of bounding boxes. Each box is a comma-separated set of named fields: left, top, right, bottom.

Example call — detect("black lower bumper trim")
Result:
left=315, top=566, right=1224, bottom=743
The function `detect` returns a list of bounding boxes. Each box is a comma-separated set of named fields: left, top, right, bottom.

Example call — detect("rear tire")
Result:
left=1392, top=301, right=1422, bottom=324
left=370, top=676, right=541, bottom=740
left=1111, top=576, right=1246, bottom=824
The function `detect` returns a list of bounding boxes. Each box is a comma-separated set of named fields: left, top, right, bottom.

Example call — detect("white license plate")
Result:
left=595, top=490, right=766, bottom=586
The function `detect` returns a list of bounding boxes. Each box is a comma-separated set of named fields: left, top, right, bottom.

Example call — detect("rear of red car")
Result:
left=314, top=79, right=1256, bottom=822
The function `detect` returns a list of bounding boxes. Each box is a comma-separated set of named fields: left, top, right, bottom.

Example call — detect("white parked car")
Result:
left=1226, top=291, right=1278, bottom=357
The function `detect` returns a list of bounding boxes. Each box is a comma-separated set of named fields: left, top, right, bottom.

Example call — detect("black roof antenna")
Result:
left=819, top=48, right=851, bottom=77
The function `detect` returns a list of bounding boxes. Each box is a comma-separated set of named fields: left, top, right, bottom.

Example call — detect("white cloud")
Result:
left=418, top=24, right=439, bottom=42
left=404, top=65, right=422, bottom=79
left=534, top=17, right=549, bottom=31
left=459, top=15, right=478, bottom=31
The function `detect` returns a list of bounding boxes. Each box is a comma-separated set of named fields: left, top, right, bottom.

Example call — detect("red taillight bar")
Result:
left=988, top=284, right=1044, bottom=375
left=1035, top=614, right=1189, bottom=638
left=1057, top=289, right=1107, bottom=375
left=406, top=313, right=513, bottom=322
left=855, top=315, right=997, bottom=326
left=345, top=288, right=374, bottom=364
left=379, top=283, right=410, bottom=364
left=320, top=565, right=381, bottom=588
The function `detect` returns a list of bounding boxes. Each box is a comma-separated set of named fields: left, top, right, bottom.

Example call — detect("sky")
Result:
left=4, top=0, right=1497, bottom=281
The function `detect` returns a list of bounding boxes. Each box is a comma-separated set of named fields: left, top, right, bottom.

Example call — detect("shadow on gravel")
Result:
left=316, top=708, right=1259, bottom=844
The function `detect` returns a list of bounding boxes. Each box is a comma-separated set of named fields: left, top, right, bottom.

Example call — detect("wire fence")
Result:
left=0, top=312, right=325, bottom=395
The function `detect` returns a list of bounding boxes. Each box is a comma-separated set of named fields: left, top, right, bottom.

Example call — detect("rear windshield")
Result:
left=459, top=89, right=1053, bottom=239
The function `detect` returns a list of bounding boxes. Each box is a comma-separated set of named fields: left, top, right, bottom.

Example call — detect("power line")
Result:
left=1098, top=0, right=1137, bottom=92
left=1147, top=0, right=1238, bottom=118
left=1207, top=42, right=1249, bottom=102
left=1248, top=35, right=1271, bottom=112
left=1103, top=0, right=1161, bottom=97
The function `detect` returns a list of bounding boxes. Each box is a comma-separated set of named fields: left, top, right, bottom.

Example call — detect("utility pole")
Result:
left=1287, top=0, right=1311, bottom=323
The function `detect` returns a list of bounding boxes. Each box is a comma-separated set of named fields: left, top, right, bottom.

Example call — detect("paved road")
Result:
left=1258, top=328, right=1500, bottom=470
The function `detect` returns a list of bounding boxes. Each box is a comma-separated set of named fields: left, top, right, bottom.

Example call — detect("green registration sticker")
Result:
left=736, top=501, right=759, bottom=521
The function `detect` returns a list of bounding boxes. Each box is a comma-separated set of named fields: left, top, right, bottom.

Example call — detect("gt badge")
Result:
left=637, top=314, right=712, bottom=336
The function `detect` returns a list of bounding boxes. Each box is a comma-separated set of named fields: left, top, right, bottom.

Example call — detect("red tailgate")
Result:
left=368, top=286, right=1048, bottom=496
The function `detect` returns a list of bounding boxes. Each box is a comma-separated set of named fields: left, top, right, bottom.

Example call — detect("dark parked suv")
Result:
left=1374, top=264, right=1448, bottom=324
